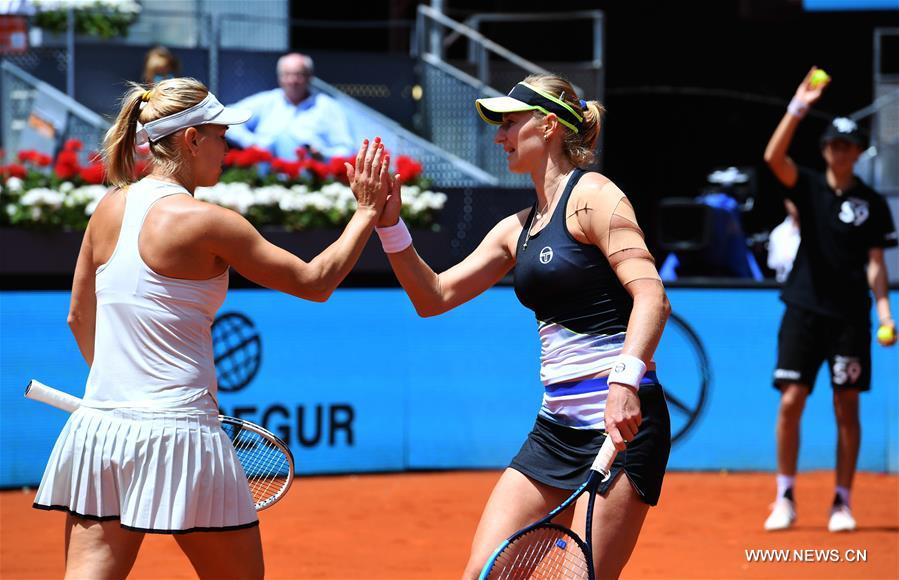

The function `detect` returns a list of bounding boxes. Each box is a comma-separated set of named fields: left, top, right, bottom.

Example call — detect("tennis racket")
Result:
left=24, top=379, right=294, bottom=511
left=479, top=435, right=618, bottom=580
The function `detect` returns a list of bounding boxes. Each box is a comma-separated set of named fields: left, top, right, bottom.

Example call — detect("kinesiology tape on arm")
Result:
left=596, top=183, right=661, bottom=286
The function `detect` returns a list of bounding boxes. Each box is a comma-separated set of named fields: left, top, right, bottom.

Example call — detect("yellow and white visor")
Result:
left=475, top=82, right=584, bottom=133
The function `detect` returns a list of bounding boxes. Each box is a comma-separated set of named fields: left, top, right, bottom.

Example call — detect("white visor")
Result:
left=136, top=92, right=251, bottom=145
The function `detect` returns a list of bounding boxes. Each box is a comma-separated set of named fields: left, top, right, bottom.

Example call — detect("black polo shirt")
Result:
left=781, top=167, right=897, bottom=319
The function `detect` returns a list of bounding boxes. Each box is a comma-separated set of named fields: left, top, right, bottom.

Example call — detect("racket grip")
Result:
left=590, top=435, right=618, bottom=480
left=25, top=379, right=82, bottom=413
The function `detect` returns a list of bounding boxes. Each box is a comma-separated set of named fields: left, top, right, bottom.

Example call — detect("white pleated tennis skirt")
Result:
left=33, top=396, right=258, bottom=534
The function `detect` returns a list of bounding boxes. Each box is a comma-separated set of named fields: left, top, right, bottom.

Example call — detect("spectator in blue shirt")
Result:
left=226, top=53, right=354, bottom=160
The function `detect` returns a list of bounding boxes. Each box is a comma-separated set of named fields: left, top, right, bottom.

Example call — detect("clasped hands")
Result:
left=344, top=137, right=403, bottom=227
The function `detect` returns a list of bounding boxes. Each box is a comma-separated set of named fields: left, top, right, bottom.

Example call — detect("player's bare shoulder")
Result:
left=570, top=172, right=621, bottom=206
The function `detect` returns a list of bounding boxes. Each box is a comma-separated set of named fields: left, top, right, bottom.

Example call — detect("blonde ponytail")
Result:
left=102, top=83, right=145, bottom=187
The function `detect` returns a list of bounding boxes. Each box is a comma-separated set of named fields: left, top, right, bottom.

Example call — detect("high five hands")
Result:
left=344, top=137, right=404, bottom=226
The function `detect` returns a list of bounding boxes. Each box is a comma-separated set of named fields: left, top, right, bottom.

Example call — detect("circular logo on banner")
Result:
left=212, top=312, right=262, bottom=392
left=653, top=311, right=710, bottom=444
left=539, top=246, right=554, bottom=264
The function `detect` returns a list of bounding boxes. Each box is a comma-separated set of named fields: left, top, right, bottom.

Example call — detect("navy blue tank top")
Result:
left=513, top=169, right=633, bottom=336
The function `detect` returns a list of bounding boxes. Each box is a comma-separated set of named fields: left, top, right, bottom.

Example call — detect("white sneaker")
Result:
left=828, top=504, right=856, bottom=532
left=764, top=498, right=796, bottom=531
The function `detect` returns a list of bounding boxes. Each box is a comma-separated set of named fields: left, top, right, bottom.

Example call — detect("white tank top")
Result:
left=82, top=178, right=228, bottom=408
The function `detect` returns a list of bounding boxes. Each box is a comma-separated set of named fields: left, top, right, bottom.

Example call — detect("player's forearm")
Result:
left=620, top=284, right=670, bottom=363
left=385, top=248, right=447, bottom=317
left=868, top=258, right=893, bottom=323
left=764, top=113, right=801, bottom=168
left=67, top=315, right=95, bottom=366
left=306, top=207, right=378, bottom=299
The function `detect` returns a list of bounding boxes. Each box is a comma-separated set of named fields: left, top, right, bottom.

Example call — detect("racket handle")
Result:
left=25, top=379, right=82, bottom=413
left=590, top=435, right=618, bottom=480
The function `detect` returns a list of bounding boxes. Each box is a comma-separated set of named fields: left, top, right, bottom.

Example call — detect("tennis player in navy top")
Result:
left=373, top=74, right=672, bottom=579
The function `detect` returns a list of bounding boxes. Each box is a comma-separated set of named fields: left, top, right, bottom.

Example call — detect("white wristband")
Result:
left=608, top=354, right=647, bottom=390
left=376, top=218, right=412, bottom=254
left=787, top=97, right=808, bottom=119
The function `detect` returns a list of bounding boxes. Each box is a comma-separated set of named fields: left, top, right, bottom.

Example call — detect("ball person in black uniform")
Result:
left=763, top=67, right=897, bottom=533
left=372, top=74, right=672, bottom=579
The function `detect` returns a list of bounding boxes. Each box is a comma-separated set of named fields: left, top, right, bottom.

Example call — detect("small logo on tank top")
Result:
left=539, top=246, right=554, bottom=264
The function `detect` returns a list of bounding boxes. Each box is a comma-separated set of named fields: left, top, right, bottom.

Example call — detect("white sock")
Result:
left=835, top=486, right=851, bottom=507
left=776, top=474, right=795, bottom=500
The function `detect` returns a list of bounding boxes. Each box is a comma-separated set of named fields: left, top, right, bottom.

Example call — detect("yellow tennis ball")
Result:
left=877, top=325, right=895, bottom=344
left=810, top=69, right=830, bottom=88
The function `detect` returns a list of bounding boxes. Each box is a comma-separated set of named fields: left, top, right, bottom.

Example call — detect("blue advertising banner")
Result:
left=803, top=0, right=899, bottom=10
left=1, top=288, right=897, bottom=487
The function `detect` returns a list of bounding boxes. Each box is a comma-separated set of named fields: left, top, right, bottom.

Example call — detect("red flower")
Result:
left=328, top=156, right=352, bottom=182
left=2, top=164, right=27, bottom=179
left=304, top=159, right=331, bottom=180
left=63, top=139, right=83, bottom=152
left=223, top=150, right=241, bottom=167
left=17, top=150, right=35, bottom=163
left=250, top=147, right=273, bottom=164
left=54, top=150, right=81, bottom=180
left=79, top=164, right=106, bottom=185
left=34, top=153, right=52, bottom=167
left=270, top=158, right=300, bottom=179
left=395, top=155, right=422, bottom=184
left=234, top=149, right=259, bottom=168
left=234, top=146, right=273, bottom=166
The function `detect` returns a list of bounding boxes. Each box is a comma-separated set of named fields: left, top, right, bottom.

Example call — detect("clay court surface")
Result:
left=2, top=470, right=896, bottom=579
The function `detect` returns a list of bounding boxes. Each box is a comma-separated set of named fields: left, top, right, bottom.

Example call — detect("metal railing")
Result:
left=1, top=61, right=108, bottom=165
left=311, top=75, right=497, bottom=187
left=412, top=6, right=605, bottom=187
left=862, top=27, right=899, bottom=197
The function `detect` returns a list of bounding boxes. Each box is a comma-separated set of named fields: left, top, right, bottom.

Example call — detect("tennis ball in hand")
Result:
left=877, top=324, right=896, bottom=346
left=810, top=69, right=830, bottom=88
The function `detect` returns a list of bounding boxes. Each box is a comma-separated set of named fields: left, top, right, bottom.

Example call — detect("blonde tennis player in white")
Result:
left=33, top=77, right=392, bottom=579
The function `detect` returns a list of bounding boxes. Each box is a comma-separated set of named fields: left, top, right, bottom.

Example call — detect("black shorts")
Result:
left=509, top=381, right=670, bottom=506
left=774, top=305, right=871, bottom=393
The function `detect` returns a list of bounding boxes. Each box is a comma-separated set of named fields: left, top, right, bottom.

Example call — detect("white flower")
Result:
left=66, top=185, right=107, bottom=207
left=7, top=178, right=447, bottom=228
left=34, top=0, right=141, bottom=13
left=20, top=188, right=64, bottom=208
left=197, top=183, right=256, bottom=214
left=5, top=177, right=23, bottom=192
left=253, top=185, right=291, bottom=206
left=301, top=192, right=334, bottom=212
left=279, top=191, right=315, bottom=212
left=420, top=191, right=447, bottom=210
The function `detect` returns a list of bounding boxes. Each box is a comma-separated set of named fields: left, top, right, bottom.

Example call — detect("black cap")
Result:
left=820, top=117, right=867, bottom=149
